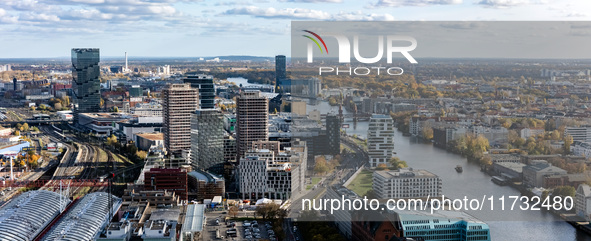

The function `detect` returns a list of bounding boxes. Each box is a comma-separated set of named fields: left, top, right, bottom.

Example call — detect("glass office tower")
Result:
left=71, top=48, right=101, bottom=115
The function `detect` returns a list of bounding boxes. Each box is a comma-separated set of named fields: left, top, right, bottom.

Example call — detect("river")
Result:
left=226, top=77, right=591, bottom=240
left=306, top=99, right=591, bottom=241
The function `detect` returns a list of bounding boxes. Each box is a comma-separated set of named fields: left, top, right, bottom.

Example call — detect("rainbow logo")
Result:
left=302, top=30, right=328, bottom=54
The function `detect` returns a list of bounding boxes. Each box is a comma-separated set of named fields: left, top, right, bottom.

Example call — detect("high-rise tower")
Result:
left=236, top=91, right=269, bottom=161
left=275, top=55, right=286, bottom=92
left=163, top=83, right=199, bottom=158
left=71, top=48, right=101, bottom=117
left=183, top=74, right=215, bottom=109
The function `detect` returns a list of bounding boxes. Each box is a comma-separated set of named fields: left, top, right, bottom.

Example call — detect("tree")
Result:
left=376, top=163, right=388, bottom=170
left=106, top=135, right=118, bottom=146
left=314, top=156, right=329, bottom=174
left=136, top=150, right=147, bottom=160
left=228, top=206, right=239, bottom=218
left=564, top=135, right=573, bottom=155
left=550, top=130, right=561, bottom=140
left=501, top=119, right=512, bottom=129
left=20, top=123, right=29, bottom=132
left=388, top=157, right=408, bottom=170
left=61, top=96, right=70, bottom=106
left=421, top=126, right=433, bottom=140
left=255, top=203, right=280, bottom=220
left=553, top=186, right=575, bottom=198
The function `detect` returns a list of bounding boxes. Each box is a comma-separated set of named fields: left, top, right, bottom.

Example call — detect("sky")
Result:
left=0, top=0, right=590, bottom=58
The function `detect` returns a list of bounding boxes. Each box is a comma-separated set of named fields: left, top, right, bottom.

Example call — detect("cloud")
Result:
left=371, top=0, right=462, bottom=7
left=223, top=6, right=396, bottom=21
left=214, top=1, right=251, bottom=6
left=477, top=0, right=546, bottom=8
left=20, top=12, right=60, bottom=22
left=0, top=8, right=18, bottom=23
left=566, top=12, right=590, bottom=18
left=333, top=11, right=395, bottom=21
left=278, top=0, right=343, bottom=3
left=224, top=6, right=332, bottom=19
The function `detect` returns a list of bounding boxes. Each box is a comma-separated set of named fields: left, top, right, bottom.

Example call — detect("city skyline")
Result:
left=0, top=0, right=591, bottom=58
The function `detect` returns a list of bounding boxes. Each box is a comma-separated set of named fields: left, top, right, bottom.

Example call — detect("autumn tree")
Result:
left=106, top=134, right=118, bottom=146
left=388, top=157, right=408, bottom=170
left=553, top=186, right=575, bottom=198
left=421, top=126, right=434, bottom=140
left=255, top=203, right=281, bottom=220
left=314, top=156, right=329, bottom=175
left=229, top=205, right=239, bottom=218
left=563, top=135, right=573, bottom=155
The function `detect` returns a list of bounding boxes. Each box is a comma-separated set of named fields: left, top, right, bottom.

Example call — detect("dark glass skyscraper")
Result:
left=71, top=48, right=101, bottom=115
left=190, top=109, right=224, bottom=174
left=183, top=74, right=215, bottom=109
left=326, top=115, right=341, bottom=155
left=275, top=55, right=286, bottom=92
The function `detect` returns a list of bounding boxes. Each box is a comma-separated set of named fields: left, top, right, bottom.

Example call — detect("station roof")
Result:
left=41, top=192, right=122, bottom=241
left=0, top=190, right=69, bottom=241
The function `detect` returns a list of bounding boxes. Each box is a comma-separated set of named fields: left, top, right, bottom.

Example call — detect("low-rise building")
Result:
left=78, top=112, right=131, bottom=137
left=576, top=184, right=591, bottom=222
left=351, top=209, right=490, bottom=241
left=122, top=185, right=180, bottom=207
left=143, top=208, right=180, bottom=241
left=572, top=141, right=591, bottom=157
left=144, top=168, right=188, bottom=201
left=520, top=128, right=545, bottom=139
left=522, top=160, right=568, bottom=188
left=492, top=162, right=526, bottom=181
left=135, top=133, right=164, bottom=151
left=544, top=173, right=589, bottom=189
left=188, top=170, right=225, bottom=201
left=373, top=168, right=442, bottom=199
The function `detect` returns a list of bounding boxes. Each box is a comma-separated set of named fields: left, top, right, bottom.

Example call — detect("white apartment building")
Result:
left=238, top=141, right=306, bottom=200
left=373, top=168, right=442, bottom=199
left=565, top=126, right=591, bottom=143
left=367, top=114, right=395, bottom=168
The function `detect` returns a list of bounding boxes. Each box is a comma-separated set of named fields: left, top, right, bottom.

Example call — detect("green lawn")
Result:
left=346, top=169, right=373, bottom=196
left=306, top=177, right=322, bottom=190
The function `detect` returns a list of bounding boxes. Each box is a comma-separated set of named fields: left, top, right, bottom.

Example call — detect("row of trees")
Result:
left=376, top=157, right=409, bottom=170
left=389, top=110, right=417, bottom=134
left=448, top=134, right=490, bottom=165
left=314, top=155, right=342, bottom=175
left=105, top=134, right=147, bottom=163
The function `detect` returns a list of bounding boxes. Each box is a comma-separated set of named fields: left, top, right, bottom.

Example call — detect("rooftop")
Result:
left=375, top=168, right=439, bottom=179
left=136, top=132, right=164, bottom=141
left=0, top=190, right=69, bottom=241
left=41, top=192, right=122, bottom=241
left=181, top=204, right=205, bottom=233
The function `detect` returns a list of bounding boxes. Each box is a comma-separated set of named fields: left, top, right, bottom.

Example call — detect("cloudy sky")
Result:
left=0, top=0, right=590, bottom=58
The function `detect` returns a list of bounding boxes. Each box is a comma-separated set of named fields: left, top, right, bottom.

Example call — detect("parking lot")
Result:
left=203, top=211, right=277, bottom=241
